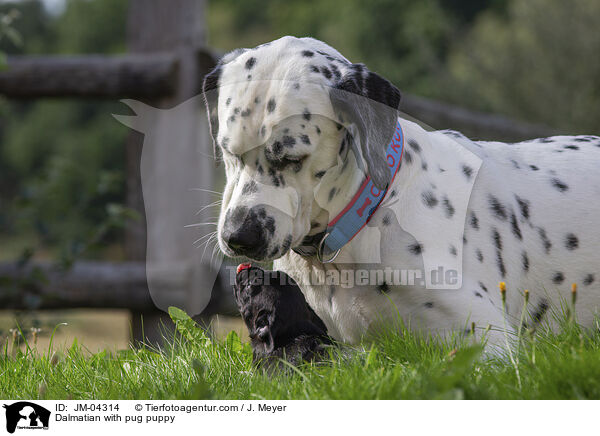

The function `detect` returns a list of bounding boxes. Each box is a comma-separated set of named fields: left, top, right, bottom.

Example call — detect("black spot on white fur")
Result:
left=242, top=180, right=258, bottom=195
left=422, top=191, right=438, bottom=208
left=442, top=196, right=455, bottom=218
left=382, top=214, right=391, bottom=226
left=408, top=139, right=421, bottom=153
left=552, top=272, right=564, bottom=284
left=492, top=229, right=502, bottom=251
left=510, top=213, right=522, bottom=240
left=492, top=229, right=505, bottom=277
left=320, top=66, right=332, bottom=79
left=515, top=195, right=530, bottom=220
left=496, top=251, right=506, bottom=278
left=551, top=178, right=569, bottom=192
left=537, top=227, right=552, bottom=254
left=462, top=164, right=473, bottom=180
left=565, top=233, right=579, bottom=250
left=469, top=211, right=479, bottom=230
left=531, top=300, right=549, bottom=325
left=408, top=243, right=423, bottom=255
left=282, top=136, right=296, bottom=147
left=245, top=57, right=256, bottom=70
left=522, top=251, right=529, bottom=272
left=488, top=195, right=508, bottom=221
left=328, top=188, right=337, bottom=202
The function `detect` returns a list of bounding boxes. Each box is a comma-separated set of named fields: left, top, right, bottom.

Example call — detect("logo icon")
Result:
left=3, top=402, right=50, bottom=434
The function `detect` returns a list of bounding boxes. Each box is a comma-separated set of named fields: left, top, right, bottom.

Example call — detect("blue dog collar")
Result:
left=317, top=120, right=405, bottom=263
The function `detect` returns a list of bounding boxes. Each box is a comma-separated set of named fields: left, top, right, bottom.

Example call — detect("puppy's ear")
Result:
left=329, top=63, right=401, bottom=190
left=202, top=64, right=222, bottom=162
left=232, top=281, right=243, bottom=309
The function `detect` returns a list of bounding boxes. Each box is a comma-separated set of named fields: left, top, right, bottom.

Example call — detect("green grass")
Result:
left=2, top=306, right=600, bottom=400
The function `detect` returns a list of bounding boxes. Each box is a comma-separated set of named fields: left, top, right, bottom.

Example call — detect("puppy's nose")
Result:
left=223, top=206, right=267, bottom=258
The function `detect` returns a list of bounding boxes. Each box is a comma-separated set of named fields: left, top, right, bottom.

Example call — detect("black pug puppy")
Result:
left=233, top=263, right=331, bottom=367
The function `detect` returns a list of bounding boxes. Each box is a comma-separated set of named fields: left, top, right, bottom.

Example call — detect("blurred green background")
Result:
left=1, top=0, right=599, bottom=262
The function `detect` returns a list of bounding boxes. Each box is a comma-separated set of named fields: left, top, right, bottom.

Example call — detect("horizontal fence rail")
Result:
left=0, top=55, right=557, bottom=142
left=402, top=94, right=559, bottom=142
left=0, top=54, right=178, bottom=99
left=0, top=260, right=237, bottom=316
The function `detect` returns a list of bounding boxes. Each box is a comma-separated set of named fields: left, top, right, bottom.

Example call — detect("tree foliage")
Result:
left=0, top=0, right=129, bottom=255
left=447, top=0, right=600, bottom=133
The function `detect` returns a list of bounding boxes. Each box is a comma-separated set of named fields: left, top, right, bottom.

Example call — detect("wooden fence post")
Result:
left=124, top=0, right=217, bottom=344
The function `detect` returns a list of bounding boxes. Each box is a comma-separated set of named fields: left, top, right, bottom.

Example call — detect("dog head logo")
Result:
left=113, top=96, right=225, bottom=316
left=3, top=402, right=50, bottom=434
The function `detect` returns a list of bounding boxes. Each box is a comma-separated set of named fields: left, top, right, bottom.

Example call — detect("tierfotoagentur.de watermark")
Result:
left=226, top=265, right=459, bottom=288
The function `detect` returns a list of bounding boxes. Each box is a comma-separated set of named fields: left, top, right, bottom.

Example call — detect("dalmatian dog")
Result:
left=203, top=36, right=600, bottom=347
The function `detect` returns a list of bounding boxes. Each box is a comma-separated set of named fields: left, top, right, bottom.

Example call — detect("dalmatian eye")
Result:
left=281, top=155, right=308, bottom=165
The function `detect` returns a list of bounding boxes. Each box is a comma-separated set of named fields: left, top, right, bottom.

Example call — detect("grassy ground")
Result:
left=2, top=306, right=600, bottom=400
left=0, top=309, right=131, bottom=353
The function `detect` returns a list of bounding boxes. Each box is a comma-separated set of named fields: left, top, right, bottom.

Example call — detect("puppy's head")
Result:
left=233, top=264, right=326, bottom=355
left=203, top=36, right=401, bottom=261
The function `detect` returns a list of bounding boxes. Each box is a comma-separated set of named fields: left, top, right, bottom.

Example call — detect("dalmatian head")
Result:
left=203, top=36, right=401, bottom=261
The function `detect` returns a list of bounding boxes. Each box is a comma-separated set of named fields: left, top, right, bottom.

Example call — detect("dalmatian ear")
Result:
left=329, top=64, right=401, bottom=190
left=202, top=49, right=250, bottom=163
left=202, top=64, right=223, bottom=162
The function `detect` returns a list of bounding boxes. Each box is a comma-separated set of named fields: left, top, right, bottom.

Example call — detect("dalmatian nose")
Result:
left=223, top=206, right=268, bottom=257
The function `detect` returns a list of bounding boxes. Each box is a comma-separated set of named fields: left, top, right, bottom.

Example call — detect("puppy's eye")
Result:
left=255, top=310, right=270, bottom=328
left=256, top=317, right=268, bottom=328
